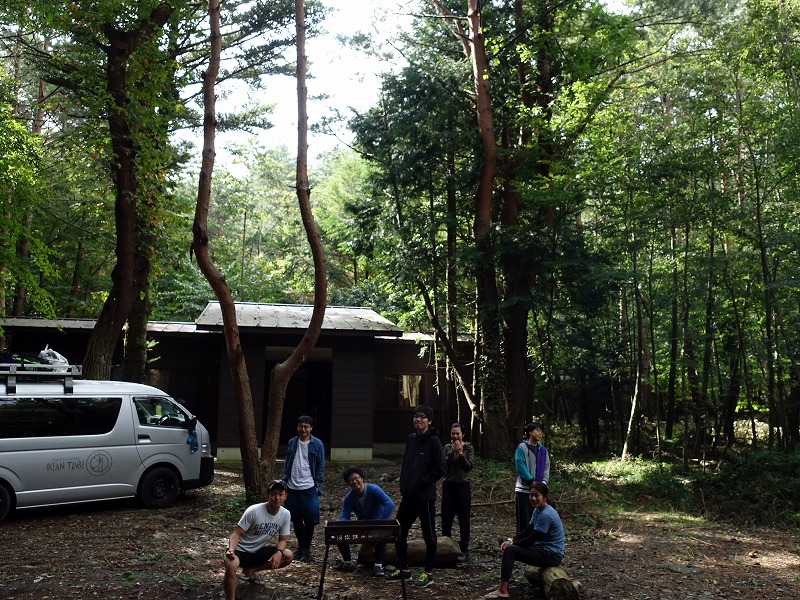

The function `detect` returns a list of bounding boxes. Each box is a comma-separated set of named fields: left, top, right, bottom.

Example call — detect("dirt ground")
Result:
left=1, top=462, right=798, bottom=600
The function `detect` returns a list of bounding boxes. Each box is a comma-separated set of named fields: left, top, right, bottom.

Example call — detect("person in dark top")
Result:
left=441, top=422, right=475, bottom=562
left=484, top=482, right=564, bottom=599
left=385, top=404, right=447, bottom=589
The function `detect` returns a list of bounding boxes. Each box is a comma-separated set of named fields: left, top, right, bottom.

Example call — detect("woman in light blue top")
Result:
left=484, top=482, right=564, bottom=599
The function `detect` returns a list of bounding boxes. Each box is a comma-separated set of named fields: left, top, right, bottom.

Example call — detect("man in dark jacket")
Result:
left=385, top=404, right=447, bottom=589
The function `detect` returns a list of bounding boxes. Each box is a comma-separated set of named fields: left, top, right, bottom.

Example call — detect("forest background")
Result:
left=1, top=0, right=800, bottom=515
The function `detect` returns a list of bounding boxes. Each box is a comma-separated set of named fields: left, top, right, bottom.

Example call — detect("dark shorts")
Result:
left=234, top=545, right=278, bottom=569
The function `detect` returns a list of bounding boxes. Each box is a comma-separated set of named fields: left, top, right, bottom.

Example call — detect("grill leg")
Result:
left=317, top=544, right=331, bottom=600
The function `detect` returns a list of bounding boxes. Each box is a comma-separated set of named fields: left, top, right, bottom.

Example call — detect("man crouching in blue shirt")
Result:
left=330, top=466, right=395, bottom=576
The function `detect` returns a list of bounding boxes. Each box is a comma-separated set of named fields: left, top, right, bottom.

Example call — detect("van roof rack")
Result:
left=0, top=363, right=83, bottom=394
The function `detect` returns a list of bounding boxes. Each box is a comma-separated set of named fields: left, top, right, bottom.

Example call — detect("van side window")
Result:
left=0, top=397, right=123, bottom=438
left=134, top=396, right=187, bottom=428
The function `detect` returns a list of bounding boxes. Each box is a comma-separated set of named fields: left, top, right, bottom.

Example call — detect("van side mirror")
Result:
left=187, top=416, right=197, bottom=430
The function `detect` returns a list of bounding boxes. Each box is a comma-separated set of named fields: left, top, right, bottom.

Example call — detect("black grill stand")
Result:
left=317, top=519, right=407, bottom=600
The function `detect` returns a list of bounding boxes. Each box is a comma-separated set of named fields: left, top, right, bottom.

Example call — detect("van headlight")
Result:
left=201, top=443, right=211, bottom=457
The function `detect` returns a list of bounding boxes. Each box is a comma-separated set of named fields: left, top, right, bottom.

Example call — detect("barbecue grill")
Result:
left=317, top=519, right=406, bottom=599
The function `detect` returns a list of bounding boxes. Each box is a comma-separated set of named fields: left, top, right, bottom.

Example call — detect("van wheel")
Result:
left=140, top=467, right=180, bottom=509
left=0, top=483, right=12, bottom=523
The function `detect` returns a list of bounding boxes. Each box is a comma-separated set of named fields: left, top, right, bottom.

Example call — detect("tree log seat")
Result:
left=524, top=565, right=582, bottom=600
left=358, top=535, right=461, bottom=567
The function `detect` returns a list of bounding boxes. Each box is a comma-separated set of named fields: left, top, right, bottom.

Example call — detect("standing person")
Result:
left=441, top=422, right=475, bottom=563
left=484, top=482, right=564, bottom=599
left=385, top=404, right=447, bottom=589
left=223, top=479, right=294, bottom=600
left=331, top=466, right=396, bottom=576
left=283, top=414, right=325, bottom=562
left=513, top=422, right=550, bottom=534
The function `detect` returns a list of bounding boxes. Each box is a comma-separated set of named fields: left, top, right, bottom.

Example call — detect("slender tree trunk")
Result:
left=66, top=241, right=85, bottom=318
left=192, top=0, right=262, bottom=500
left=695, top=218, right=716, bottom=457
left=646, top=244, right=662, bottom=459
left=429, top=0, right=512, bottom=457
left=468, top=0, right=511, bottom=458
left=260, top=0, right=328, bottom=475
left=445, top=144, right=462, bottom=424
left=622, top=362, right=639, bottom=460
left=666, top=225, right=679, bottom=438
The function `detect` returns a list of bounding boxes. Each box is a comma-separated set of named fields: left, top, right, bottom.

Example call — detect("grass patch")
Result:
left=135, top=552, right=159, bottom=561
left=475, top=450, right=799, bottom=528
left=174, top=551, right=196, bottom=566
left=471, top=456, right=515, bottom=502
left=209, top=489, right=247, bottom=526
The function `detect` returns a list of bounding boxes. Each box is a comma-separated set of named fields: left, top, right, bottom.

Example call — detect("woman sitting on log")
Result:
left=484, top=482, right=564, bottom=599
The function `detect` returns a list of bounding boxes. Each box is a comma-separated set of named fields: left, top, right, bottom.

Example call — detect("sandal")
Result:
left=238, top=573, right=265, bottom=586
left=483, top=591, right=510, bottom=599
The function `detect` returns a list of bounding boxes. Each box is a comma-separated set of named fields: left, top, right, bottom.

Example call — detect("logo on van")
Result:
left=87, top=450, right=113, bottom=476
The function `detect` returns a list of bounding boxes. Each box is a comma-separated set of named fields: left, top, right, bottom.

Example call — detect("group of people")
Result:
left=222, top=410, right=564, bottom=599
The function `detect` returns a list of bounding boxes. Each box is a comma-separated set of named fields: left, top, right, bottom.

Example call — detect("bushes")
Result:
left=693, top=450, right=800, bottom=527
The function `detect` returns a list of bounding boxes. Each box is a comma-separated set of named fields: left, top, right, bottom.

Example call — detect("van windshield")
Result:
left=134, top=396, right=188, bottom=428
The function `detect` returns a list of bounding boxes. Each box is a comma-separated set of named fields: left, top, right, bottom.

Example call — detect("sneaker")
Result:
left=299, top=549, right=313, bottom=563
left=414, top=572, right=433, bottom=588
left=373, top=565, right=385, bottom=577
left=457, top=552, right=469, bottom=563
left=331, top=559, right=355, bottom=572
left=385, top=568, right=411, bottom=582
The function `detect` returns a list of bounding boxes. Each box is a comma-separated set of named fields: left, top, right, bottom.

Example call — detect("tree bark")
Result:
left=66, top=241, right=85, bottom=318
left=466, top=0, right=512, bottom=459
left=82, top=3, right=174, bottom=380
left=428, top=0, right=511, bottom=457
left=191, top=0, right=263, bottom=500
left=123, top=268, right=151, bottom=383
left=260, top=0, right=327, bottom=475
left=666, top=225, right=679, bottom=439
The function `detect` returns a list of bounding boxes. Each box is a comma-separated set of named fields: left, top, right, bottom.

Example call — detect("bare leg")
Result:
left=223, top=555, right=240, bottom=600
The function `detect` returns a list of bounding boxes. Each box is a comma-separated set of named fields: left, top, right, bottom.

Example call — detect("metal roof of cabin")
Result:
left=0, top=317, right=200, bottom=334
left=195, top=302, right=402, bottom=336
left=1, top=303, right=402, bottom=337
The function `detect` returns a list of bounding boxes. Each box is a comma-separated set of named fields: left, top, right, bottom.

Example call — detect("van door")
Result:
left=133, top=396, right=200, bottom=482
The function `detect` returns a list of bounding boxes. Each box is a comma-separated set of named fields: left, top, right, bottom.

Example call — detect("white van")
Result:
left=0, top=363, right=214, bottom=522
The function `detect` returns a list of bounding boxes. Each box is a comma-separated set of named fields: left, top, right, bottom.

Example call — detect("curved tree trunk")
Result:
left=260, top=0, right=327, bottom=476
left=192, top=0, right=263, bottom=500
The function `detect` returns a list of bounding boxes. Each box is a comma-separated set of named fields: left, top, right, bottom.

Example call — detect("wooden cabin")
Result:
left=1, top=302, right=464, bottom=461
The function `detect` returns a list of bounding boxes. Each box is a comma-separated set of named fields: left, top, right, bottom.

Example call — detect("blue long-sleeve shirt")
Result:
left=340, top=483, right=395, bottom=520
